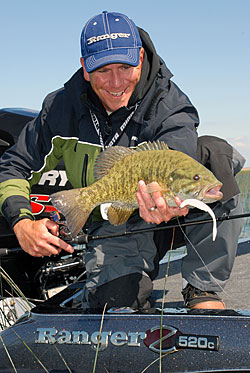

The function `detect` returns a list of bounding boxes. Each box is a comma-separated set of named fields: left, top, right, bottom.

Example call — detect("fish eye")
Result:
left=193, top=174, right=200, bottom=181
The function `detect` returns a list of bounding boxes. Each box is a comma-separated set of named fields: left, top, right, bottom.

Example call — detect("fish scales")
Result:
left=92, top=150, right=167, bottom=206
left=51, top=141, right=223, bottom=236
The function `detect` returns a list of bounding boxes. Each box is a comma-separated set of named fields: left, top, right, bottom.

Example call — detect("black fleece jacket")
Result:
left=0, top=27, right=199, bottom=227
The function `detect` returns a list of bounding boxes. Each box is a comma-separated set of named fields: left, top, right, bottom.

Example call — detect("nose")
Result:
left=109, top=70, right=123, bottom=88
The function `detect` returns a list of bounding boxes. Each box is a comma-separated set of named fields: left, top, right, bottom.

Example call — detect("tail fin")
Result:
left=51, top=188, right=92, bottom=237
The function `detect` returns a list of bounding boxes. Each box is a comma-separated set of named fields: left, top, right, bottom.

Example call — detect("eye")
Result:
left=193, top=174, right=200, bottom=181
left=121, top=65, right=132, bottom=71
left=97, top=68, right=108, bottom=73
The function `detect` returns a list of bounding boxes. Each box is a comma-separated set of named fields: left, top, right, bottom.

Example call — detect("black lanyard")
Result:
left=90, top=103, right=139, bottom=150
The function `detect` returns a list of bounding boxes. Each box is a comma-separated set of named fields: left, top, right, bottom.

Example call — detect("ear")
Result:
left=139, top=47, right=144, bottom=66
left=80, top=57, right=90, bottom=82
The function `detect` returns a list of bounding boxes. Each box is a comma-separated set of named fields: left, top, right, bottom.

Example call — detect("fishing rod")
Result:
left=0, top=212, right=249, bottom=257
left=69, top=212, right=250, bottom=244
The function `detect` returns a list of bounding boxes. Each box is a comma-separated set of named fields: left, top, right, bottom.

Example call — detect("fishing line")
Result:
left=176, top=217, right=239, bottom=305
left=159, top=227, right=175, bottom=373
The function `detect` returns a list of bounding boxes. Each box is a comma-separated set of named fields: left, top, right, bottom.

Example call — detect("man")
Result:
left=0, top=11, right=244, bottom=310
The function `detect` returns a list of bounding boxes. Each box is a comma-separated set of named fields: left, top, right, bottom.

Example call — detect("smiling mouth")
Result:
left=109, top=90, right=125, bottom=97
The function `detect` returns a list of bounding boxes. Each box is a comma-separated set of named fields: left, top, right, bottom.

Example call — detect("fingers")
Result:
left=46, top=234, right=74, bottom=256
left=174, top=196, right=189, bottom=216
left=13, top=218, right=74, bottom=257
left=45, top=219, right=74, bottom=254
left=136, top=180, right=189, bottom=224
left=136, top=181, right=165, bottom=224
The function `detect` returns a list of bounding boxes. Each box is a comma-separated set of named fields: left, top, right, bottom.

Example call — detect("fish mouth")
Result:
left=203, top=183, right=223, bottom=201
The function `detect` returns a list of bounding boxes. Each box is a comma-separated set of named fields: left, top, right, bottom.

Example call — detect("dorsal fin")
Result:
left=94, top=141, right=169, bottom=180
left=136, top=140, right=169, bottom=152
left=94, top=146, right=136, bottom=180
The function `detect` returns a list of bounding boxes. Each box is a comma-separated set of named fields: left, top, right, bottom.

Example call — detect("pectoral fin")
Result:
left=145, top=182, right=169, bottom=194
left=107, top=205, right=135, bottom=226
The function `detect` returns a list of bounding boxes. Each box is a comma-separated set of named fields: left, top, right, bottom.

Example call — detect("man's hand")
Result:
left=136, top=180, right=189, bottom=224
left=13, top=218, right=74, bottom=257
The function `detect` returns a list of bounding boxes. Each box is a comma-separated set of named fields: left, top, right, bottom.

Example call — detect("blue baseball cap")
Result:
left=81, top=11, right=142, bottom=72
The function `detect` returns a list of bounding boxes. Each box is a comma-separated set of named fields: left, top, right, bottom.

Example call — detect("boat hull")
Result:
left=0, top=297, right=250, bottom=372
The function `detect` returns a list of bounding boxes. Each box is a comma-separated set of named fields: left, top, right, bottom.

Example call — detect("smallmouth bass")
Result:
left=51, top=141, right=223, bottom=236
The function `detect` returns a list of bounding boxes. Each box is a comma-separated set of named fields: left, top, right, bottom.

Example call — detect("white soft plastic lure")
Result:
left=180, top=199, right=217, bottom=241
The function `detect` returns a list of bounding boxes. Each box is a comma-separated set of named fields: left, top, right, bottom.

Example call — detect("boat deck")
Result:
left=153, top=239, right=250, bottom=310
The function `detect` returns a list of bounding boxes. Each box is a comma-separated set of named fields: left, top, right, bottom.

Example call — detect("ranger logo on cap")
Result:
left=87, top=33, right=131, bottom=45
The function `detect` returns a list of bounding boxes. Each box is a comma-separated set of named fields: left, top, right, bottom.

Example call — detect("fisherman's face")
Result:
left=81, top=48, right=144, bottom=113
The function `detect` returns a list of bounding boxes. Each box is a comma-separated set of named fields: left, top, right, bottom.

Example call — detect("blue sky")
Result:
left=1, top=0, right=249, bottom=165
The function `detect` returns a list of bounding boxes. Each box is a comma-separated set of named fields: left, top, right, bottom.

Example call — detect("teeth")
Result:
left=109, top=90, right=124, bottom=97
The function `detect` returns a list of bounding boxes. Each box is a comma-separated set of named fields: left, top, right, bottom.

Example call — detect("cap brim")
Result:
left=84, top=48, right=140, bottom=73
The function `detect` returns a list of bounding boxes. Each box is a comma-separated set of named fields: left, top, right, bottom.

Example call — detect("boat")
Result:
left=0, top=240, right=249, bottom=372
left=0, top=107, right=249, bottom=372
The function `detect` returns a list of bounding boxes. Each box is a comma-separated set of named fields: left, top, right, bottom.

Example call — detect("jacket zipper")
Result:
left=81, top=154, right=88, bottom=187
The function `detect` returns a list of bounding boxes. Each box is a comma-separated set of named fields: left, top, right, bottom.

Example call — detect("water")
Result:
left=236, top=169, right=250, bottom=239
